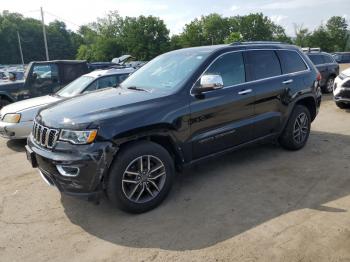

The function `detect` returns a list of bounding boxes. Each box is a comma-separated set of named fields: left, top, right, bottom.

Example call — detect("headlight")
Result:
left=2, top=113, right=21, bottom=123
left=59, top=129, right=97, bottom=144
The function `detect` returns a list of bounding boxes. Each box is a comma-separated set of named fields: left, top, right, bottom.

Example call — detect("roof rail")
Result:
left=230, top=41, right=285, bottom=46
left=302, top=47, right=321, bottom=53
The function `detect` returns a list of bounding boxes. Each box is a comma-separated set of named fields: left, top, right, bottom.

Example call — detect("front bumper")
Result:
left=333, top=79, right=350, bottom=104
left=26, top=134, right=118, bottom=198
left=0, top=120, right=33, bottom=139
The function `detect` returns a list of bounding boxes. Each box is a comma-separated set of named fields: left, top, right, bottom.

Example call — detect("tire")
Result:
left=0, top=98, right=10, bottom=110
left=106, top=140, right=175, bottom=213
left=336, top=101, right=349, bottom=109
left=279, top=105, right=311, bottom=151
left=322, top=77, right=335, bottom=94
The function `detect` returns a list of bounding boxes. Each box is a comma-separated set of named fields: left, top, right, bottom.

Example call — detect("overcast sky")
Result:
left=1, top=0, right=349, bottom=36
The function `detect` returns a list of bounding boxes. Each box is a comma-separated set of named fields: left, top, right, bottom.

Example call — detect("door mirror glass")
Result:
left=195, top=74, right=224, bottom=93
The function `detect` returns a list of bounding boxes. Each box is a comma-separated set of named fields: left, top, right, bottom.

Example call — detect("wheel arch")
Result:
left=295, top=96, right=317, bottom=121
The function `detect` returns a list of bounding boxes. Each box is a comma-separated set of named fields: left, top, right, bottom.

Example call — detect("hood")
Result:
left=38, top=88, right=169, bottom=128
left=341, top=68, right=350, bottom=77
left=1, top=95, right=61, bottom=115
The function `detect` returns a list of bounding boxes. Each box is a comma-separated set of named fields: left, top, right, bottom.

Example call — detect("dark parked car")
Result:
left=0, top=60, right=89, bottom=109
left=333, top=52, right=350, bottom=64
left=305, top=50, right=339, bottom=93
left=26, top=42, right=322, bottom=213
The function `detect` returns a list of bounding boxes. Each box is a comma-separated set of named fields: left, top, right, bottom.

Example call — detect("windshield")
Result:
left=120, top=50, right=211, bottom=92
left=57, top=76, right=94, bottom=98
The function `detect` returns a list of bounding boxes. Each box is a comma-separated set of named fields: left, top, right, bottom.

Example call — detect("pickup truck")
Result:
left=0, top=60, right=89, bottom=109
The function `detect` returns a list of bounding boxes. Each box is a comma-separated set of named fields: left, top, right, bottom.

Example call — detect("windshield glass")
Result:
left=120, top=50, right=211, bottom=92
left=57, top=76, right=94, bottom=97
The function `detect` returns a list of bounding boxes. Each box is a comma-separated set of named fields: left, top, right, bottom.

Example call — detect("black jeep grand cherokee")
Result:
left=26, top=42, right=322, bottom=213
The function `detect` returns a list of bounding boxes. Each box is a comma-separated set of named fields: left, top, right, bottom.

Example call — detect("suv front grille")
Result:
left=33, top=121, right=59, bottom=149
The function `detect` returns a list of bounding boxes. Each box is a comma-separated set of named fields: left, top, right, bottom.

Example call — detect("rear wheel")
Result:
left=107, top=141, right=175, bottom=213
left=322, top=77, right=335, bottom=93
left=279, top=105, right=311, bottom=150
left=0, top=98, right=10, bottom=110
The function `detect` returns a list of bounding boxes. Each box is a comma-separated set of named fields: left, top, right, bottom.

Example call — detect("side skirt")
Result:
left=182, top=133, right=279, bottom=169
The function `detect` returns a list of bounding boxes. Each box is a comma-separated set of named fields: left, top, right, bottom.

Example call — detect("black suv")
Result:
left=305, top=51, right=339, bottom=93
left=26, top=42, right=322, bottom=213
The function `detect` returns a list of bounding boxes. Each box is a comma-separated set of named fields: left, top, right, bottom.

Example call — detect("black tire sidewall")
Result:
left=279, top=105, right=311, bottom=150
left=107, top=141, right=175, bottom=213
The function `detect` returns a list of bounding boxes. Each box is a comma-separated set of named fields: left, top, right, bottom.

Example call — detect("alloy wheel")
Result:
left=327, top=78, right=334, bottom=93
left=122, top=155, right=167, bottom=203
left=293, top=112, right=309, bottom=144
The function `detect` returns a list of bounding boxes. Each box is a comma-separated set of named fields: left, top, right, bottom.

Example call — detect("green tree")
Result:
left=224, top=32, right=242, bottom=44
left=294, top=24, right=311, bottom=47
left=326, top=16, right=349, bottom=51
left=119, top=15, right=170, bottom=60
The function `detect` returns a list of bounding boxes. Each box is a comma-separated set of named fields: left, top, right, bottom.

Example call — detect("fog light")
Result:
left=57, top=165, right=80, bottom=177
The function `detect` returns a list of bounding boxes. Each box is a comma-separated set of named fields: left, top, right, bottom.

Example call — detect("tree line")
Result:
left=0, top=10, right=349, bottom=64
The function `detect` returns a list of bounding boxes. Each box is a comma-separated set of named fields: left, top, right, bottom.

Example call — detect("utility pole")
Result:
left=17, top=31, right=24, bottom=65
left=40, top=7, right=49, bottom=61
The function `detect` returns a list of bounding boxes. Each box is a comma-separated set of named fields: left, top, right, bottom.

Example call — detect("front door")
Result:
left=189, top=51, right=255, bottom=160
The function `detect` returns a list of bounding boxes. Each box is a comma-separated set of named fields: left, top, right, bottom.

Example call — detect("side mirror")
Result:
left=194, top=74, right=224, bottom=94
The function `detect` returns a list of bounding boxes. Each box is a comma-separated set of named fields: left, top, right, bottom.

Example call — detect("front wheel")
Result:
left=279, top=105, right=311, bottom=150
left=106, top=141, right=175, bottom=213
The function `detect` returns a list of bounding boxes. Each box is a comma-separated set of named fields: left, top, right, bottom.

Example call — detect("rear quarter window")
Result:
left=245, top=50, right=281, bottom=81
left=277, top=50, right=308, bottom=74
left=323, top=55, right=335, bottom=63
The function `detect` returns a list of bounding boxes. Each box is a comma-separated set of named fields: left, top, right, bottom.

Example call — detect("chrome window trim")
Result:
left=190, top=48, right=311, bottom=96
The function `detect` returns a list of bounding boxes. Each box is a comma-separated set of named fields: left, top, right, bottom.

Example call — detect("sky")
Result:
left=1, top=0, right=349, bottom=36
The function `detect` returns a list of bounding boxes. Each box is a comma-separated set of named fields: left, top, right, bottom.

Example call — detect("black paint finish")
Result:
left=27, top=43, right=322, bottom=198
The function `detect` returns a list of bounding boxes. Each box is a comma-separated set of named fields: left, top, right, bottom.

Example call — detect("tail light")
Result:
left=316, top=72, right=322, bottom=81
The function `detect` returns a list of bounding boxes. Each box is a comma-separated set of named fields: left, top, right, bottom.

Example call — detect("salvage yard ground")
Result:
left=0, top=94, right=350, bottom=262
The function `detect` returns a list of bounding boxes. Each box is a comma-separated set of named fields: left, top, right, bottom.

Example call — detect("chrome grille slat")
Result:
left=32, top=121, right=59, bottom=149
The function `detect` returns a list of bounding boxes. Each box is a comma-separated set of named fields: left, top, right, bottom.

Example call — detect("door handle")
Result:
left=282, top=79, right=293, bottom=85
left=238, top=89, right=252, bottom=95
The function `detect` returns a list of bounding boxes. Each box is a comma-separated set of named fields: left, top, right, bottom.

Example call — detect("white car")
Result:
left=333, top=67, right=350, bottom=109
left=0, top=67, right=135, bottom=139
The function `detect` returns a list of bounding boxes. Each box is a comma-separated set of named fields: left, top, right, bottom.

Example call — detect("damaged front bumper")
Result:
left=26, top=134, right=118, bottom=200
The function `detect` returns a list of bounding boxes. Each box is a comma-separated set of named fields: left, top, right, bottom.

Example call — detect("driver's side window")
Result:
left=202, top=52, right=245, bottom=88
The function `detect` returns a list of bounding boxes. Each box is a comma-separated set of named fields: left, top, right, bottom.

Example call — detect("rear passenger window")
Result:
left=204, top=52, right=245, bottom=87
left=245, top=50, right=281, bottom=81
left=323, top=55, right=335, bottom=63
left=308, top=55, right=325, bottom=65
left=277, top=50, right=308, bottom=74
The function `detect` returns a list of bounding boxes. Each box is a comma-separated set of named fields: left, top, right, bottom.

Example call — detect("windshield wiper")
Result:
left=126, top=86, right=148, bottom=92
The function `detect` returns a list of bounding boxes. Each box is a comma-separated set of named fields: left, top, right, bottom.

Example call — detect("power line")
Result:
left=44, top=10, right=81, bottom=28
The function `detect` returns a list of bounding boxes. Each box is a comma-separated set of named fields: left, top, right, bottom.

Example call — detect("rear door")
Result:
left=243, top=50, right=285, bottom=139
left=189, top=51, right=255, bottom=159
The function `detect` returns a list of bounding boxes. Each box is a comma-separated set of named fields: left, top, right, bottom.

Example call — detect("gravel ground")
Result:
left=1, top=94, right=350, bottom=262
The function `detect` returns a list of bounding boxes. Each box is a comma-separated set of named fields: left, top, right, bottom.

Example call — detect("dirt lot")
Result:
left=1, top=94, right=350, bottom=262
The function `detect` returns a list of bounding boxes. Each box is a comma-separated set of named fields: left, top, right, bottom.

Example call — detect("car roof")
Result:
left=84, top=67, right=136, bottom=78
left=169, top=42, right=299, bottom=56
left=307, top=52, right=332, bottom=56
left=32, top=60, right=87, bottom=65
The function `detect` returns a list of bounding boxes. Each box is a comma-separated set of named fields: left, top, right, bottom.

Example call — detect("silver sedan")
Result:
left=0, top=67, right=134, bottom=139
